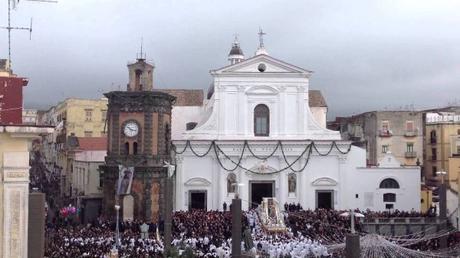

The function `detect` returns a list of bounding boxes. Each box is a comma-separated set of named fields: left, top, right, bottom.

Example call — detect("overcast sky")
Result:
left=1, top=0, right=460, bottom=118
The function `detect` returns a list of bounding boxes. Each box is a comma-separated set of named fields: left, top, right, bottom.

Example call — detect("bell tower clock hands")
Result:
left=123, top=121, right=139, bottom=137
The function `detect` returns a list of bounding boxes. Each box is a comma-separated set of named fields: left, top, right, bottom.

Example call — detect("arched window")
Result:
left=227, top=173, right=237, bottom=193
left=125, top=142, right=130, bottom=155
left=133, top=142, right=138, bottom=155
left=379, top=178, right=400, bottom=189
left=254, top=104, right=270, bottom=136
left=383, top=193, right=396, bottom=202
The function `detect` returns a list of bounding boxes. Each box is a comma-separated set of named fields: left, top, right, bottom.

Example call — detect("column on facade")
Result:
left=296, top=86, right=304, bottom=133
left=237, top=86, right=244, bottom=135
left=298, top=155, right=307, bottom=208
left=210, top=156, right=220, bottom=210
left=279, top=86, right=286, bottom=135
left=337, top=152, right=348, bottom=210
left=278, top=156, right=287, bottom=207
left=174, top=156, right=184, bottom=211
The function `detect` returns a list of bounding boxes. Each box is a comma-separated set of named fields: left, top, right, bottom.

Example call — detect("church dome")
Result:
left=228, top=36, right=245, bottom=64
left=229, top=45, right=244, bottom=56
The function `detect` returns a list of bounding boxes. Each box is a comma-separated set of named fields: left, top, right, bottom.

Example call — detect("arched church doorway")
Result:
left=250, top=180, right=275, bottom=208
left=188, top=190, right=207, bottom=210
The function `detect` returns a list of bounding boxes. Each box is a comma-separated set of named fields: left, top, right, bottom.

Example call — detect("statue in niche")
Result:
left=227, top=173, right=237, bottom=193
left=288, top=173, right=296, bottom=193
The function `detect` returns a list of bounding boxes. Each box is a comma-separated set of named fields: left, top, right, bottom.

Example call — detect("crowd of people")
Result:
left=286, top=209, right=357, bottom=244
left=44, top=207, right=457, bottom=257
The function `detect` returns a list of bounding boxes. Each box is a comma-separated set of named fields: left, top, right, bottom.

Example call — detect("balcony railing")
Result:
left=405, top=151, right=417, bottom=158
left=379, top=129, right=393, bottom=137
left=404, top=129, right=418, bottom=137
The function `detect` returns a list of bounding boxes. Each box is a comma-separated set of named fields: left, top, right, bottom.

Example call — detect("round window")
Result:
left=258, top=63, right=266, bottom=72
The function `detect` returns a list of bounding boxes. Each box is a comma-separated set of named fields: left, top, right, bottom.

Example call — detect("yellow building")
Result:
left=55, top=98, right=108, bottom=138
left=420, top=186, right=433, bottom=213
left=43, top=98, right=108, bottom=199
left=424, top=110, right=460, bottom=186
left=0, top=125, right=53, bottom=258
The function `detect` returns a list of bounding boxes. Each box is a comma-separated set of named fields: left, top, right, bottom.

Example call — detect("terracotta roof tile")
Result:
left=157, top=89, right=204, bottom=106
left=77, top=137, right=107, bottom=151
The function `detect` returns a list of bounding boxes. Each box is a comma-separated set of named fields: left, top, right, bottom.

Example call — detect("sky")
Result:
left=1, top=0, right=460, bottom=119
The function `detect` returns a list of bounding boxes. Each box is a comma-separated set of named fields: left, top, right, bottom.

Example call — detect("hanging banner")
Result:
left=117, top=165, right=134, bottom=195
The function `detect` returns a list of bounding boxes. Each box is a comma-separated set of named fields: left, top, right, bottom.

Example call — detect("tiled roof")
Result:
left=77, top=137, right=107, bottom=151
left=157, top=89, right=204, bottom=106
left=309, top=90, right=327, bottom=107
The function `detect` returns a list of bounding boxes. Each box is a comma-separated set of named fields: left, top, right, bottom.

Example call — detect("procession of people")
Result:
left=44, top=206, right=451, bottom=257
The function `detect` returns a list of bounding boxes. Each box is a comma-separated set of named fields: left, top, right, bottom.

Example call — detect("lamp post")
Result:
left=114, top=204, right=121, bottom=248
left=436, top=170, right=448, bottom=248
left=436, top=171, right=447, bottom=219
left=163, top=161, right=175, bottom=255
left=231, top=182, right=244, bottom=258
left=340, top=210, right=364, bottom=258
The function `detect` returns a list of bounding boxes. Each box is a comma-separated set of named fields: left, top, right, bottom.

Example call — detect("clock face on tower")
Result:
left=123, top=121, right=139, bottom=137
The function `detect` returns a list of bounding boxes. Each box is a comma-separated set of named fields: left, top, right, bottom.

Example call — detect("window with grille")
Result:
left=85, top=109, right=93, bottom=121
left=382, top=145, right=389, bottom=153
left=383, top=193, right=396, bottom=202
left=101, top=110, right=107, bottom=122
left=407, top=143, right=414, bottom=152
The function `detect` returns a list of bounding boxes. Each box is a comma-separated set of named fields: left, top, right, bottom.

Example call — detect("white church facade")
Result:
left=171, top=34, right=420, bottom=212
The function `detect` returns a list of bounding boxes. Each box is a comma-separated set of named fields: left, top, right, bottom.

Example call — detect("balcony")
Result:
left=379, top=129, right=393, bottom=137
left=404, top=129, right=418, bottom=137
left=405, top=151, right=417, bottom=158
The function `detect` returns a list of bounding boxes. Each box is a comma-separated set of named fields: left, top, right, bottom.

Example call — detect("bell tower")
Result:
left=101, top=50, right=175, bottom=222
left=127, top=56, right=154, bottom=91
left=127, top=41, right=154, bottom=91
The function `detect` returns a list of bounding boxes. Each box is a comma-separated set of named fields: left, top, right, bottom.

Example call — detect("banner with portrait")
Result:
left=117, top=165, right=134, bottom=195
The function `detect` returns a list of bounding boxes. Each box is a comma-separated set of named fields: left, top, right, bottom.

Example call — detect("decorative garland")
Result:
left=172, top=140, right=352, bottom=175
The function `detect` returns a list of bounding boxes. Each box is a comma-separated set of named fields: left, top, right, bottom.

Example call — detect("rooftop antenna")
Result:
left=0, top=0, right=57, bottom=71
left=137, top=37, right=146, bottom=60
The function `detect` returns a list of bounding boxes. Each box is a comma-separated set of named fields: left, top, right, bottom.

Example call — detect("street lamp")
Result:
left=163, top=161, right=175, bottom=255
left=340, top=210, right=365, bottom=234
left=436, top=171, right=447, bottom=184
left=436, top=171, right=447, bottom=219
left=114, top=204, right=121, bottom=248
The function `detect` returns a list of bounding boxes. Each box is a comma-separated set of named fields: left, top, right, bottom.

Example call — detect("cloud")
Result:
left=0, top=0, right=458, bottom=118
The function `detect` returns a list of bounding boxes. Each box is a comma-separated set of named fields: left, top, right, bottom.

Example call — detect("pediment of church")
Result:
left=184, top=177, right=212, bottom=186
left=311, top=177, right=338, bottom=186
left=211, top=54, right=312, bottom=75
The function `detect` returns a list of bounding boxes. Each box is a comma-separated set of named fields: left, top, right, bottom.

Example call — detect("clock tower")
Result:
left=101, top=55, right=175, bottom=222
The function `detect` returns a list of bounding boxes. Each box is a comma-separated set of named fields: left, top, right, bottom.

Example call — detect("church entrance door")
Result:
left=316, top=190, right=334, bottom=209
left=189, top=190, right=207, bottom=210
left=250, top=181, right=275, bottom=208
